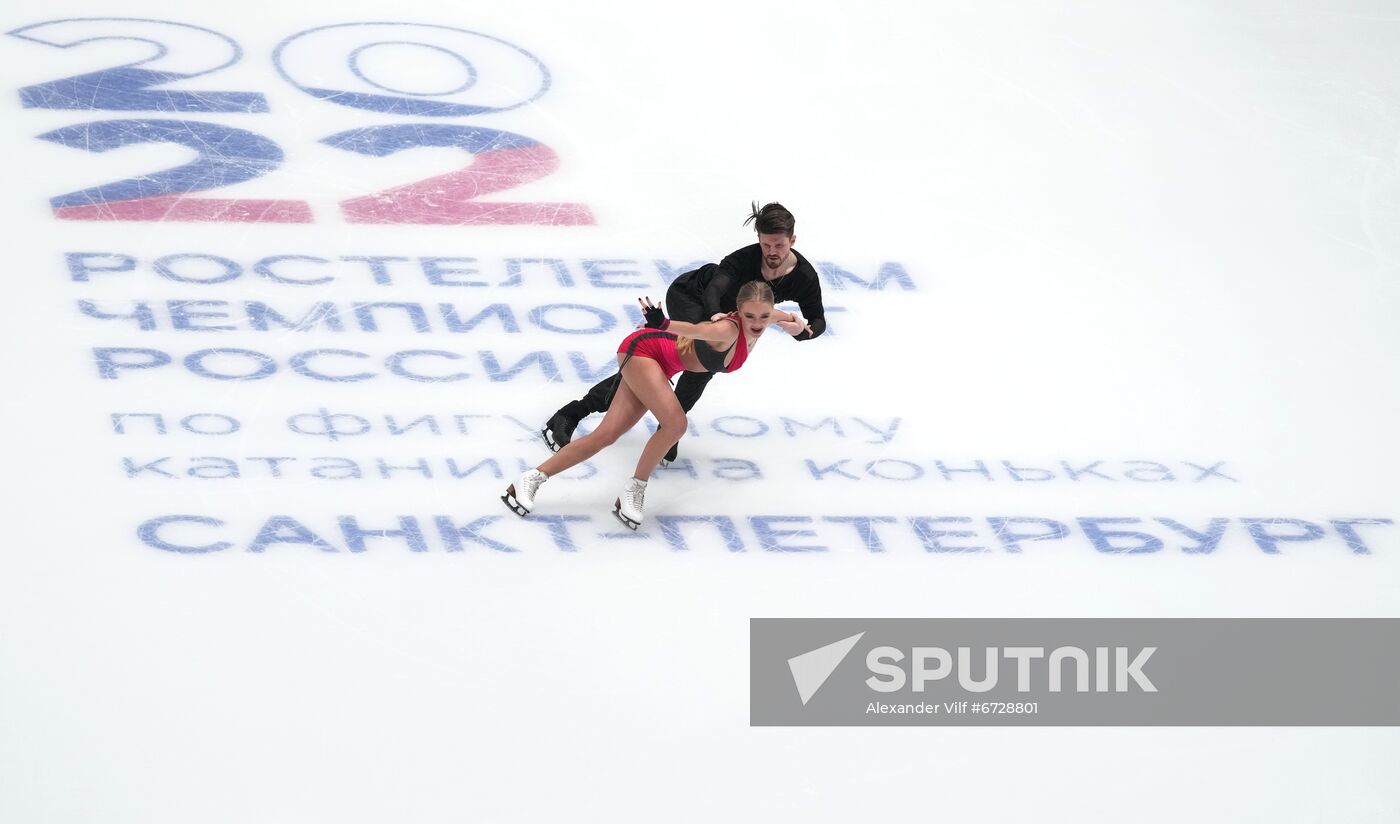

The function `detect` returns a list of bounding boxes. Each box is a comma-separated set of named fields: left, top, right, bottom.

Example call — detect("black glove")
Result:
left=642, top=302, right=669, bottom=329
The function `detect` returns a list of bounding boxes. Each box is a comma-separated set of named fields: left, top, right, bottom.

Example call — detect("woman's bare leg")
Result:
left=620, top=360, right=689, bottom=480
left=536, top=357, right=648, bottom=477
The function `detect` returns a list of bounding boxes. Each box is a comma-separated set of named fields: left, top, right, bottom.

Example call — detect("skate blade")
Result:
left=501, top=485, right=529, bottom=517
left=612, top=498, right=640, bottom=531
left=540, top=428, right=562, bottom=453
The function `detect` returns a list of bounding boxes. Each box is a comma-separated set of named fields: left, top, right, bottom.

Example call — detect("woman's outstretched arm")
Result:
left=637, top=297, right=739, bottom=345
left=661, top=317, right=739, bottom=344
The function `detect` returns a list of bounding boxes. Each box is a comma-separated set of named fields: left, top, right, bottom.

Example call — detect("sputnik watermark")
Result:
left=864, top=645, right=1156, bottom=693
left=752, top=619, right=1400, bottom=726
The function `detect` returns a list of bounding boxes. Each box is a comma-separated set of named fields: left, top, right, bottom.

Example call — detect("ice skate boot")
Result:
left=540, top=412, right=579, bottom=453
left=613, top=477, right=647, bottom=531
left=660, top=440, right=679, bottom=467
left=502, top=469, right=548, bottom=517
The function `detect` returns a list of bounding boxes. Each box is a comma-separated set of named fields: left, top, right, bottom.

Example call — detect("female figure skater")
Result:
left=502, top=280, right=807, bottom=529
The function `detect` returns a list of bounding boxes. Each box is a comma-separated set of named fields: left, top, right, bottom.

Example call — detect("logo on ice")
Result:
left=788, top=631, right=1156, bottom=704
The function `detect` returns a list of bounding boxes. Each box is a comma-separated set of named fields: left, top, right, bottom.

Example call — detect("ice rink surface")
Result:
left=2, top=0, right=1398, bottom=820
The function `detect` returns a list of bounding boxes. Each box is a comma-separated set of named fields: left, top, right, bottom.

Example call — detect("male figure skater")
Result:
left=541, top=201, right=827, bottom=463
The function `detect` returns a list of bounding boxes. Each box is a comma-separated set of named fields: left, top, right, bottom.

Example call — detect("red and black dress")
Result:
left=615, top=314, right=750, bottom=379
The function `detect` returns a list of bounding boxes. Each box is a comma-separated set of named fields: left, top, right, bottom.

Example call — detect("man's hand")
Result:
left=777, top=319, right=811, bottom=336
left=710, top=313, right=728, bottom=322
left=776, top=311, right=812, bottom=337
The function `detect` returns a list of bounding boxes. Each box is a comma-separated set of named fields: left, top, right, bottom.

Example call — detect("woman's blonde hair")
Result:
left=736, top=280, right=775, bottom=309
left=676, top=281, right=774, bottom=359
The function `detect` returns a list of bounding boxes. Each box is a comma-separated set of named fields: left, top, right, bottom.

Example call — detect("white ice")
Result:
left=1, top=1, right=1398, bottom=821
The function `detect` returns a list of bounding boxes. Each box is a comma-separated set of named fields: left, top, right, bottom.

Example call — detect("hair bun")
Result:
left=743, top=201, right=795, bottom=235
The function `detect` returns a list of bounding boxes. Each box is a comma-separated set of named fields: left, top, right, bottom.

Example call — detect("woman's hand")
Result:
left=639, top=296, right=669, bottom=329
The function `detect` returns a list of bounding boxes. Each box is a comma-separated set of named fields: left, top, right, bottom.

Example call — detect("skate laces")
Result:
left=625, top=478, right=646, bottom=507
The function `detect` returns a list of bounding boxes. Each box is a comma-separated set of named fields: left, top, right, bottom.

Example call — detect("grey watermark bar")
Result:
left=750, top=619, right=1400, bottom=726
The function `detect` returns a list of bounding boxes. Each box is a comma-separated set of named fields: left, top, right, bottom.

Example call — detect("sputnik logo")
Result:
left=787, top=632, right=865, bottom=705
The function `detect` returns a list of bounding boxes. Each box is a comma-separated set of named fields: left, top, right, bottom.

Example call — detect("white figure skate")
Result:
left=502, top=469, right=548, bottom=517
left=613, top=477, right=647, bottom=530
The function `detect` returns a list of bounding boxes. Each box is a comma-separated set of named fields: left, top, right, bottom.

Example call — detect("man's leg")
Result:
left=556, top=375, right=621, bottom=421
left=661, top=370, right=716, bottom=463
left=542, top=374, right=621, bottom=451
left=674, top=369, right=715, bottom=413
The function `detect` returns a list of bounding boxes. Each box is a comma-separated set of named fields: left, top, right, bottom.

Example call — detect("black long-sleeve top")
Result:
left=671, top=244, right=827, bottom=340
